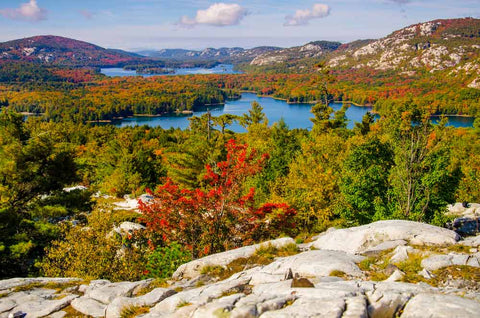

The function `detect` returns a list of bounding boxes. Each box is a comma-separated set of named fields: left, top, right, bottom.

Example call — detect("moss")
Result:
left=12, top=280, right=82, bottom=294
left=410, top=244, right=471, bottom=254
left=255, top=243, right=299, bottom=259
left=283, top=299, right=296, bottom=307
left=430, top=266, right=480, bottom=287
left=120, top=305, right=150, bottom=318
left=358, top=249, right=395, bottom=281
left=213, top=308, right=231, bottom=318
left=395, top=253, right=427, bottom=284
left=358, top=257, right=376, bottom=271
left=200, top=243, right=299, bottom=282
left=329, top=270, right=348, bottom=279
left=134, top=279, right=169, bottom=296
left=63, top=305, right=89, bottom=318
left=220, top=285, right=252, bottom=297
left=201, top=265, right=226, bottom=276
left=177, top=300, right=192, bottom=308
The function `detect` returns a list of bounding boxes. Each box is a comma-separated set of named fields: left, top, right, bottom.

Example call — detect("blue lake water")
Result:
left=113, top=93, right=475, bottom=131
left=101, top=64, right=241, bottom=77
left=114, top=93, right=365, bottom=131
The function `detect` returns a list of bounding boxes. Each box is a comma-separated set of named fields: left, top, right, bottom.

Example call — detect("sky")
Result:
left=0, top=0, right=478, bottom=51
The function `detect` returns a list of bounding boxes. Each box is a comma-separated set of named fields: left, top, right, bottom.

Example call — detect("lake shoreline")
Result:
left=239, top=90, right=372, bottom=107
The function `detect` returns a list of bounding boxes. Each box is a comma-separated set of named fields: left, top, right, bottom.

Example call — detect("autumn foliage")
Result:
left=139, top=139, right=296, bottom=257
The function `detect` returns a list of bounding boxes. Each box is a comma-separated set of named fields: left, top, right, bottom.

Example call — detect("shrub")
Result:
left=38, top=208, right=147, bottom=282
left=144, top=242, right=192, bottom=279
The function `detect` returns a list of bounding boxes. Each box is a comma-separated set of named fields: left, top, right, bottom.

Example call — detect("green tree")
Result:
left=240, top=101, right=266, bottom=128
left=387, top=111, right=461, bottom=222
left=339, top=138, right=394, bottom=224
left=354, top=112, right=375, bottom=135
left=0, top=111, right=77, bottom=277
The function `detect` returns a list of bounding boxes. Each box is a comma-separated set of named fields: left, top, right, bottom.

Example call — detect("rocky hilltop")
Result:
left=327, top=18, right=480, bottom=73
left=1, top=216, right=480, bottom=318
left=250, top=41, right=342, bottom=66
left=249, top=18, right=480, bottom=78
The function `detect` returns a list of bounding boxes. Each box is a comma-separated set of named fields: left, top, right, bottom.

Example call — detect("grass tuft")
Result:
left=120, top=305, right=150, bottom=318
left=177, top=300, right=192, bottom=308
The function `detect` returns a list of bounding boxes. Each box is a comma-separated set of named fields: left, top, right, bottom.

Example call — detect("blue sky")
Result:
left=0, top=0, right=478, bottom=50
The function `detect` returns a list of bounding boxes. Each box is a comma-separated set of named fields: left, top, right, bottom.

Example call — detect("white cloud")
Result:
left=284, top=3, right=330, bottom=27
left=179, top=3, right=248, bottom=27
left=0, top=0, right=47, bottom=22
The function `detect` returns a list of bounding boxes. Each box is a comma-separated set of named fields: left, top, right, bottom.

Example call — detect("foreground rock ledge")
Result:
left=1, top=220, right=479, bottom=318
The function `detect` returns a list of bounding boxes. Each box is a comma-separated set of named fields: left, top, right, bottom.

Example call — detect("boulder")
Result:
left=366, top=282, right=432, bottom=318
left=384, top=270, right=405, bottom=282
left=172, top=237, right=295, bottom=280
left=86, top=281, right=151, bottom=304
left=446, top=203, right=480, bottom=236
left=402, top=293, right=480, bottom=318
left=447, top=217, right=480, bottom=236
left=71, top=297, right=107, bottom=317
left=389, top=245, right=417, bottom=264
left=79, top=280, right=110, bottom=294
left=312, top=220, right=459, bottom=254
left=116, top=222, right=146, bottom=233
left=421, top=253, right=480, bottom=271
left=461, top=235, right=480, bottom=247
left=447, top=203, right=480, bottom=218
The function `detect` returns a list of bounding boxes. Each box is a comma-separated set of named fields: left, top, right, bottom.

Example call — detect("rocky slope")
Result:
left=2, top=216, right=480, bottom=318
left=327, top=18, right=480, bottom=73
left=0, top=36, right=145, bottom=67
left=248, top=18, right=480, bottom=85
left=249, top=41, right=341, bottom=66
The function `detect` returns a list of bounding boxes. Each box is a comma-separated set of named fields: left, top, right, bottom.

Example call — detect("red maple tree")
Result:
left=139, top=139, right=296, bottom=257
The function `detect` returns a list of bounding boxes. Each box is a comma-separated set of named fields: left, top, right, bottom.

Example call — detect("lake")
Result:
left=113, top=93, right=475, bottom=131
left=101, top=64, right=241, bottom=77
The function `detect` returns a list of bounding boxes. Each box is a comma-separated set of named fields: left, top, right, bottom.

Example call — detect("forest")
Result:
left=1, top=91, right=479, bottom=279
left=1, top=62, right=479, bottom=124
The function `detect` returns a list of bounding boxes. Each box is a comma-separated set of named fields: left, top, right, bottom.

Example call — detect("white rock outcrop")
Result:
left=402, top=293, right=480, bottom=318
left=311, top=220, right=459, bottom=253
left=1, top=219, right=480, bottom=318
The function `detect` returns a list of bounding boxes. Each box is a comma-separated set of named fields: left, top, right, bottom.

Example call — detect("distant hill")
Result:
left=137, top=46, right=282, bottom=64
left=0, top=35, right=145, bottom=67
left=250, top=41, right=342, bottom=66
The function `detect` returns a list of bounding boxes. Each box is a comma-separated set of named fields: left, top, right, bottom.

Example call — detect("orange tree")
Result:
left=139, top=139, right=296, bottom=258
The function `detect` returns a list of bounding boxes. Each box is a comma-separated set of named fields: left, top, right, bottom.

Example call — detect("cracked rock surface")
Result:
left=1, top=220, right=480, bottom=317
